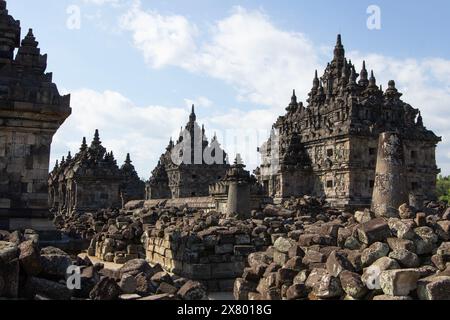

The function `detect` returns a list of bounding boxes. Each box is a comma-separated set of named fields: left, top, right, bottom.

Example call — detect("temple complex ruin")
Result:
left=146, top=106, right=230, bottom=199
left=48, top=130, right=145, bottom=216
left=0, top=0, right=71, bottom=230
left=256, top=35, right=441, bottom=209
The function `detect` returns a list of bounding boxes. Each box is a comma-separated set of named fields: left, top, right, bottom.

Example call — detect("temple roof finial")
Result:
left=189, top=104, right=196, bottom=122
left=334, top=34, right=345, bottom=60
left=125, top=153, right=131, bottom=164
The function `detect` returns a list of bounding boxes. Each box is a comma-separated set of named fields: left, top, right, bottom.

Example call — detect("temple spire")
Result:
left=368, top=70, right=377, bottom=88
left=21, top=28, right=38, bottom=48
left=80, top=137, right=87, bottom=152
left=312, top=70, right=319, bottom=91
left=189, top=104, right=196, bottom=122
left=125, top=153, right=132, bottom=165
left=333, top=34, right=345, bottom=60
left=359, top=60, right=369, bottom=87
left=291, top=89, right=297, bottom=104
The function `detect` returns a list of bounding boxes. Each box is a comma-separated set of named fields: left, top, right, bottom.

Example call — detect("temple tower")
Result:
left=0, top=1, right=71, bottom=229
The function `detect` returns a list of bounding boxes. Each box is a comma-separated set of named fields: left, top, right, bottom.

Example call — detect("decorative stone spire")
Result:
left=313, top=70, right=319, bottom=90
left=359, top=60, right=369, bottom=87
left=368, top=70, right=377, bottom=88
left=333, top=34, right=345, bottom=61
left=66, top=151, right=72, bottom=162
left=417, top=111, right=424, bottom=127
left=287, top=89, right=298, bottom=112
left=125, top=153, right=132, bottom=165
left=189, top=104, right=196, bottom=122
left=21, top=28, right=38, bottom=48
left=80, top=137, right=87, bottom=152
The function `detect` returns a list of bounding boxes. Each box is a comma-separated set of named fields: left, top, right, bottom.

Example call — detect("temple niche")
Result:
left=0, top=0, right=71, bottom=229
left=256, top=35, right=441, bottom=209
left=146, top=106, right=230, bottom=199
left=48, top=130, right=145, bottom=215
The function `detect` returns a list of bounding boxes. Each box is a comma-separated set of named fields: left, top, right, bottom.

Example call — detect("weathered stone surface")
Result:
left=177, top=280, right=207, bottom=300
left=326, top=250, right=354, bottom=277
left=361, top=242, right=390, bottom=267
left=357, top=218, right=391, bottom=245
left=233, top=278, right=257, bottom=300
left=379, top=269, right=420, bottom=296
left=119, top=274, right=137, bottom=294
left=0, top=241, right=19, bottom=298
left=120, top=259, right=154, bottom=278
left=313, top=272, right=343, bottom=299
left=89, top=277, right=122, bottom=300
left=388, top=250, right=420, bottom=268
left=18, top=240, right=42, bottom=276
left=286, top=284, right=308, bottom=300
left=39, top=247, right=72, bottom=279
left=339, top=270, right=367, bottom=299
left=417, top=275, right=450, bottom=300
left=25, top=277, right=72, bottom=300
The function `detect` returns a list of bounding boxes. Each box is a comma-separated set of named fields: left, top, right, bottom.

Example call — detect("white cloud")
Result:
left=184, top=96, right=213, bottom=109
left=119, top=1, right=198, bottom=68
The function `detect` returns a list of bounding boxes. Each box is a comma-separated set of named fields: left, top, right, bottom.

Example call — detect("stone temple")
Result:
left=256, top=35, right=441, bottom=209
left=0, top=0, right=71, bottom=229
left=48, top=130, right=145, bottom=216
left=146, top=106, right=230, bottom=199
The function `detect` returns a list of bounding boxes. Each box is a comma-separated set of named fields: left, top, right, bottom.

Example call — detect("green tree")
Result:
left=437, top=175, right=450, bottom=203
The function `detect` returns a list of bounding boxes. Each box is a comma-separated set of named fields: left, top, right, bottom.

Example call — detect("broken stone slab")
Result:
left=18, top=240, right=42, bottom=276
left=361, top=257, right=400, bottom=290
left=388, top=249, right=420, bottom=268
left=286, top=284, right=308, bottom=300
left=326, top=250, right=354, bottom=277
left=357, top=218, right=391, bottom=245
left=312, top=272, right=343, bottom=299
left=361, top=242, right=390, bottom=267
left=386, top=237, right=416, bottom=252
left=233, top=278, right=257, bottom=300
left=119, top=259, right=155, bottom=278
left=89, top=277, right=122, bottom=300
left=25, top=277, right=72, bottom=300
left=417, top=275, right=450, bottom=300
left=0, top=241, right=19, bottom=298
left=339, top=270, right=368, bottom=300
left=119, top=274, right=137, bottom=294
left=379, top=269, right=420, bottom=296
left=273, top=237, right=296, bottom=253
left=177, top=280, right=207, bottom=300
left=39, top=247, right=73, bottom=279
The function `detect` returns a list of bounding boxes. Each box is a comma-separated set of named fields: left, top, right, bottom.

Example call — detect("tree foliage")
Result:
left=437, top=175, right=450, bottom=203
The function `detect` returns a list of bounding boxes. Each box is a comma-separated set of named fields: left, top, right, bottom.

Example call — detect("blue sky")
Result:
left=7, top=0, right=450, bottom=178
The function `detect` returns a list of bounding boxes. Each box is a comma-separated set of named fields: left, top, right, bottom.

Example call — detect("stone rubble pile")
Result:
left=54, top=208, right=147, bottom=264
left=234, top=201, right=450, bottom=300
left=0, top=229, right=207, bottom=300
left=142, top=196, right=336, bottom=291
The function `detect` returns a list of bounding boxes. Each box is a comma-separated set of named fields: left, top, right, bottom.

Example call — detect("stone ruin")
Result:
left=48, top=130, right=145, bottom=216
left=233, top=200, right=450, bottom=300
left=0, top=0, right=448, bottom=301
left=256, top=35, right=440, bottom=209
left=146, top=105, right=230, bottom=199
left=0, top=0, right=71, bottom=230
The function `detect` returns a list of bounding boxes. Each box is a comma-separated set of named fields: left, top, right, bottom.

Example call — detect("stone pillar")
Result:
left=371, top=132, right=409, bottom=218
left=225, top=155, right=251, bottom=220
left=227, top=181, right=251, bottom=219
